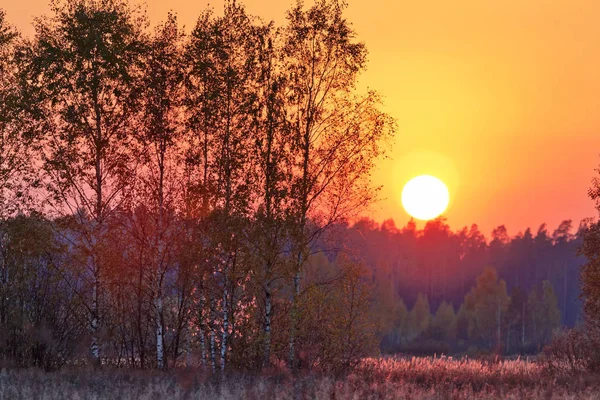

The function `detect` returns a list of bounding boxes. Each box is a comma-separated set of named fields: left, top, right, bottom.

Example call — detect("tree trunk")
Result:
left=91, top=275, right=100, bottom=366
left=210, top=296, right=216, bottom=374
left=521, top=302, right=526, bottom=348
left=156, top=295, right=165, bottom=369
left=264, top=282, right=272, bottom=367
left=563, top=262, right=567, bottom=324
left=506, top=322, right=512, bottom=352
left=496, top=300, right=502, bottom=346
left=220, top=285, right=229, bottom=373
left=289, top=267, right=301, bottom=369
left=199, top=293, right=207, bottom=368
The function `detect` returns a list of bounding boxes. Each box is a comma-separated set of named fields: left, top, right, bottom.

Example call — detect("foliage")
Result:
left=430, top=301, right=456, bottom=341
left=407, top=293, right=430, bottom=340
left=543, top=328, right=597, bottom=375
left=579, top=165, right=600, bottom=370
left=463, top=266, right=509, bottom=347
left=0, top=0, right=393, bottom=373
left=379, top=266, right=562, bottom=355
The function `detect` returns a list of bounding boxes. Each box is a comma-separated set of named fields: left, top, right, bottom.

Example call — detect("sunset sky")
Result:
left=6, top=0, right=600, bottom=237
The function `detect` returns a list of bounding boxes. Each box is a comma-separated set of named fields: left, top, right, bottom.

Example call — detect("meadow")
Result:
left=1, top=356, right=598, bottom=400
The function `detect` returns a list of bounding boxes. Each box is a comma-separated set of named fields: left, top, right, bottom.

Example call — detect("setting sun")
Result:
left=401, top=175, right=450, bottom=220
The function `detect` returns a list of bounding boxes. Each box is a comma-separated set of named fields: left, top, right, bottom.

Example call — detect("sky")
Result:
left=5, top=0, right=600, bottom=237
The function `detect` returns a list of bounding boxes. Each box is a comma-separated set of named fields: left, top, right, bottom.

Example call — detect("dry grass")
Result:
left=0, top=356, right=598, bottom=399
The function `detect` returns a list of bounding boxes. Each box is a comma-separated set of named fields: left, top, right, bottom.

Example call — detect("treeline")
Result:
left=0, top=0, right=395, bottom=372
left=379, top=267, right=561, bottom=355
left=313, top=218, right=580, bottom=355
left=347, top=218, right=584, bottom=328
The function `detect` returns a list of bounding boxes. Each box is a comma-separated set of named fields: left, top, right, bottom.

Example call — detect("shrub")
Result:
left=543, top=328, right=598, bottom=375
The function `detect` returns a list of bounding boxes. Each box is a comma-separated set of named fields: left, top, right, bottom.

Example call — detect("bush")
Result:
left=543, top=328, right=599, bottom=375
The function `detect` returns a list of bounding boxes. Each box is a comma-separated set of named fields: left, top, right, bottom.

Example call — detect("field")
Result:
left=1, top=356, right=598, bottom=400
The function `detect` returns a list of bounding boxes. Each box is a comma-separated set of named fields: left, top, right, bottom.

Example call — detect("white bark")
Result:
left=156, top=295, right=164, bottom=369
left=210, top=296, right=216, bottom=374
left=91, top=277, right=100, bottom=364
left=220, top=286, right=229, bottom=372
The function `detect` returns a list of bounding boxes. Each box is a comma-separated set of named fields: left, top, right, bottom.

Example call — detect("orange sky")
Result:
left=5, top=0, right=600, bottom=237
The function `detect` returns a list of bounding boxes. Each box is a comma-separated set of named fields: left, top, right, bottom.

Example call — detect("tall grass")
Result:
left=0, top=356, right=598, bottom=399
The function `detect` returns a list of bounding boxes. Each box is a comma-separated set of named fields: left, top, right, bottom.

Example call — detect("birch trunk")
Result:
left=91, top=275, right=100, bottom=365
left=155, top=295, right=165, bottom=369
left=263, top=282, right=272, bottom=367
left=220, top=285, right=229, bottom=372
left=210, top=296, right=216, bottom=373
left=199, top=293, right=207, bottom=368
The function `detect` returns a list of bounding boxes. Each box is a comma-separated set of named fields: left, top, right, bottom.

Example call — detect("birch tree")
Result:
left=249, top=22, right=293, bottom=367
left=186, top=1, right=259, bottom=372
left=21, top=0, right=145, bottom=365
left=134, top=13, right=186, bottom=370
left=0, top=12, right=36, bottom=217
left=282, top=0, right=394, bottom=368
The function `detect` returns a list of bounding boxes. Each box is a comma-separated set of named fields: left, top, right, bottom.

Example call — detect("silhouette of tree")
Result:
left=21, top=0, right=146, bottom=365
left=283, top=0, right=394, bottom=368
left=132, top=13, right=188, bottom=370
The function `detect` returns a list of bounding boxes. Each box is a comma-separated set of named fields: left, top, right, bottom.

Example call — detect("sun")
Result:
left=401, top=175, right=450, bottom=220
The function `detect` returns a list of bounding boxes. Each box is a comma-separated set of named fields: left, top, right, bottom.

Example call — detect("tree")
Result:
left=134, top=13, right=186, bottom=370
left=528, top=280, right=560, bottom=350
left=431, top=301, right=456, bottom=341
left=580, top=168, right=600, bottom=362
left=248, top=20, right=292, bottom=367
left=0, top=12, right=43, bottom=364
left=297, top=254, right=378, bottom=375
left=22, top=0, right=146, bottom=365
left=540, top=280, right=561, bottom=342
left=373, top=261, right=407, bottom=350
left=505, top=286, right=527, bottom=352
left=0, top=11, right=35, bottom=218
left=0, top=214, right=83, bottom=369
left=407, top=293, right=430, bottom=340
left=463, top=266, right=509, bottom=348
left=283, top=0, right=394, bottom=368
left=186, top=1, right=261, bottom=372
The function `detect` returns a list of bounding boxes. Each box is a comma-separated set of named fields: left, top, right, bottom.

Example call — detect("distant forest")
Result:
left=335, top=217, right=584, bottom=355
left=0, top=0, right=590, bottom=373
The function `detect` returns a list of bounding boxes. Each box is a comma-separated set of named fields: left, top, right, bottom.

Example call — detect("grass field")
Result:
left=1, top=356, right=598, bottom=399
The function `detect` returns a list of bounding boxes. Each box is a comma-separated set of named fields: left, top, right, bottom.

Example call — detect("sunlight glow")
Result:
left=401, top=175, right=450, bottom=220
